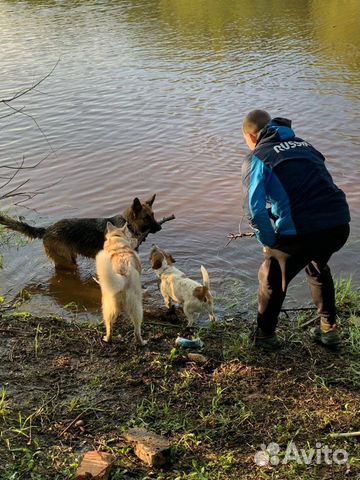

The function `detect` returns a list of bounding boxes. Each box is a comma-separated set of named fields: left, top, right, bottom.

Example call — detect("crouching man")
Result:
left=241, top=110, right=350, bottom=350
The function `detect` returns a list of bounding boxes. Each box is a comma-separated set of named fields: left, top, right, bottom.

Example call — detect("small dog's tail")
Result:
left=96, top=250, right=126, bottom=295
left=0, top=214, right=46, bottom=239
left=200, top=265, right=211, bottom=289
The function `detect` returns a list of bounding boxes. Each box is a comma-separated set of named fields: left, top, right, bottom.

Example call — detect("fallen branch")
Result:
left=281, top=306, right=317, bottom=319
left=329, top=431, right=360, bottom=438
left=281, top=307, right=317, bottom=313
left=224, top=232, right=255, bottom=248
left=300, top=315, right=319, bottom=329
left=59, top=397, right=112, bottom=436
left=137, top=214, right=175, bottom=246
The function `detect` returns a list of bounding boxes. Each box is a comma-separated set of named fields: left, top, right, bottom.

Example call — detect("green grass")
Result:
left=335, top=277, right=360, bottom=314
left=0, top=278, right=359, bottom=479
left=0, top=388, right=11, bottom=419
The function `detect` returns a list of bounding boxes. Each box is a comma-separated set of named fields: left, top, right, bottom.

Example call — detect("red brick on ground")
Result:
left=76, top=451, right=114, bottom=479
left=123, top=427, right=171, bottom=466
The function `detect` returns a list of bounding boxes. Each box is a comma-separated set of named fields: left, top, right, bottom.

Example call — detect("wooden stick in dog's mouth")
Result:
left=137, top=214, right=175, bottom=246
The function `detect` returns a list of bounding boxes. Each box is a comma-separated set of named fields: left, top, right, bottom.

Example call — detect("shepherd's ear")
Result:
left=131, top=197, right=142, bottom=215
left=145, top=194, right=156, bottom=207
left=168, top=254, right=176, bottom=264
left=107, top=222, right=115, bottom=232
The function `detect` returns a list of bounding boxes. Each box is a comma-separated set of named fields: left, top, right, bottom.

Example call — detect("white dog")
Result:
left=96, top=222, right=147, bottom=346
left=150, top=245, right=216, bottom=326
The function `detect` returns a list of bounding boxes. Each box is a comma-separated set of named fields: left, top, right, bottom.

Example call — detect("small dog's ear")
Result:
left=145, top=194, right=156, bottom=207
left=107, top=222, right=115, bottom=232
left=131, top=197, right=142, bottom=216
left=166, top=253, right=176, bottom=264
left=151, top=251, right=163, bottom=270
left=152, top=258, right=162, bottom=270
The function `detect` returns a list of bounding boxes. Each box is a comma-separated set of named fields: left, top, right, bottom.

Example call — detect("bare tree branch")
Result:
left=0, top=153, right=56, bottom=204
left=1, top=59, right=60, bottom=157
left=0, top=59, right=60, bottom=104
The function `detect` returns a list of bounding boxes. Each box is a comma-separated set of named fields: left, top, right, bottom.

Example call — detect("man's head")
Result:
left=242, top=110, right=271, bottom=150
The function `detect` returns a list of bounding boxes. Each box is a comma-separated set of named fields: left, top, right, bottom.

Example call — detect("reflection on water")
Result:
left=0, top=0, right=359, bottom=319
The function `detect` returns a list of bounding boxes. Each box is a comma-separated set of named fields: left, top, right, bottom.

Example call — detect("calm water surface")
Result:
left=1, top=0, right=359, bottom=320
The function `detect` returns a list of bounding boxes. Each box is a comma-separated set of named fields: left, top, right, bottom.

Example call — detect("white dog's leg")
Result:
left=160, top=283, right=172, bottom=309
left=102, top=293, right=119, bottom=343
left=207, top=304, right=217, bottom=324
left=126, top=292, right=147, bottom=346
left=183, top=303, right=196, bottom=327
left=164, top=296, right=172, bottom=309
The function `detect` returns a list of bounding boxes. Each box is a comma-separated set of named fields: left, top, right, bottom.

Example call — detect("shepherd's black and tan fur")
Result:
left=0, top=195, right=161, bottom=270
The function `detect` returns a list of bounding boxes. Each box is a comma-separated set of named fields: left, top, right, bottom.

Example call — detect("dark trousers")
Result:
left=257, top=224, right=350, bottom=334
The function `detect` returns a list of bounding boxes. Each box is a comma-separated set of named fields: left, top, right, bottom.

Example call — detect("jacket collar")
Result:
left=256, top=117, right=295, bottom=146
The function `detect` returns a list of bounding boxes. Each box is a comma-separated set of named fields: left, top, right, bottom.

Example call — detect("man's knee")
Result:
left=306, top=261, right=332, bottom=279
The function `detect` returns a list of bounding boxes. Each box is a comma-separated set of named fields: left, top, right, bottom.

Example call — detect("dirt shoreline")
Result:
left=0, top=298, right=359, bottom=479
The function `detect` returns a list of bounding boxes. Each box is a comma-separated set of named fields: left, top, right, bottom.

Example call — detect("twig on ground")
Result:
left=329, top=431, right=360, bottom=438
left=59, top=409, right=91, bottom=437
left=281, top=307, right=317, bottom=313
left=300, top=315, right=319, bottom=329
left=281, top=306, right=317, bottom=319
left=59, top=397, right=113, bottom=437
left=146, top=321, right=179, bottom=328
left=137, top=214, right=175, bottom=246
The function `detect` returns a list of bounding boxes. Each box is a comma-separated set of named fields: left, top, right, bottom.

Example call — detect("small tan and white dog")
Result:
left=96, top=222, right=147, bottom=346
left=150, top=245, right=216, bottom=326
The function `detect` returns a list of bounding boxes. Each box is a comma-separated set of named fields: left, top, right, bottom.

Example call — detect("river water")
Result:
left=0, top=0, right=359, bottom=321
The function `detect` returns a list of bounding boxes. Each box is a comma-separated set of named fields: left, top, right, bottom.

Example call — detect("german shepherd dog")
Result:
left=0, top=195, right=161, bottom=270
left=96, top=222, right=146, bottom=345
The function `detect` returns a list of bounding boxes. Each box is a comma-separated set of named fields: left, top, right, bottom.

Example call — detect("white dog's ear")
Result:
left=123, top=223, right=134, bottom=236
left=107, top=222, right=115, bottom=232
left=145, top=194, right=156, bottom=206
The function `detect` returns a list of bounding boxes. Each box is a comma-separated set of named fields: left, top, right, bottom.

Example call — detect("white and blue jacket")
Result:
left=242, top=118, right=350, bottom=247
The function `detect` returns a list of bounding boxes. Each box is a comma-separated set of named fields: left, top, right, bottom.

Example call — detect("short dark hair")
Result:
left=243, top=110, right=271, bottom=135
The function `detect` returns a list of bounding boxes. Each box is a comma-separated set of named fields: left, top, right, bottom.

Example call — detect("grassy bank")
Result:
left=0, top=279, right=359, bottom=479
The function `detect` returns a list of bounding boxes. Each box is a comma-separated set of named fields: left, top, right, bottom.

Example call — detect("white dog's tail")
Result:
left=200, top=265, right=210, bottom=289
left=96, top=250, right=126, bottom=295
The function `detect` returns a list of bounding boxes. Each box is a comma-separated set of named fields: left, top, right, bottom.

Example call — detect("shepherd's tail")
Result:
left=200, top=265, right=210, bottom=289
left=0, top=214, right=46, bottom=239
left=96, top=250, right=126, bottom=295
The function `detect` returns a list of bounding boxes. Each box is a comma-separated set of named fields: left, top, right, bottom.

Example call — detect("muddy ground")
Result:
left=0, top=295, right=359, bottom=479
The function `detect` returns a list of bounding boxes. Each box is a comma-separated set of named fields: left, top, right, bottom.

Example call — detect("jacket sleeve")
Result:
left=242, top=154, right=276, bottom=247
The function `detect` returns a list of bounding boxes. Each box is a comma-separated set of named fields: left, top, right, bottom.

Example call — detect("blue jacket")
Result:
left=242, top=118, right=350, bottom=246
